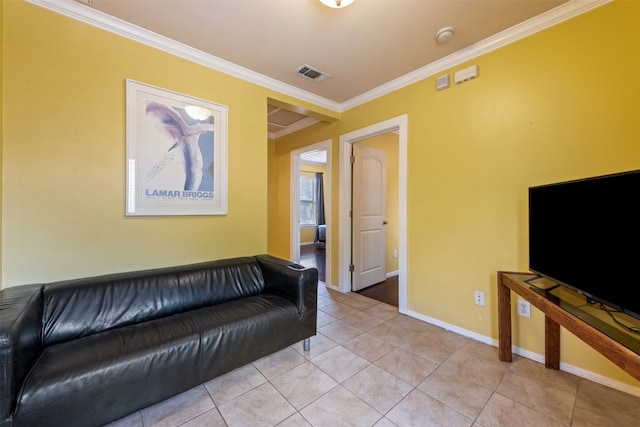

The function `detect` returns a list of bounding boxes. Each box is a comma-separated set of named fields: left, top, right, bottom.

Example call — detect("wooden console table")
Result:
left=497, top=271, right=640, bottom=382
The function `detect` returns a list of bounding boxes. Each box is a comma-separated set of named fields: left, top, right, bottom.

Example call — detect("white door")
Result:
left=352, top=144, right=387, bottom=291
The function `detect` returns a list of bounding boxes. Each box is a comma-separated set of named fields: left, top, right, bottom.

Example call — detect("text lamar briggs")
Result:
left=145, top=189, right=214, bottom=199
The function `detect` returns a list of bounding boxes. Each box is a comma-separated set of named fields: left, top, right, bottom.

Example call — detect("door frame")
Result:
left=338, top=115, right=408, bottom=313
left=290, top=139, right=332, bottom=285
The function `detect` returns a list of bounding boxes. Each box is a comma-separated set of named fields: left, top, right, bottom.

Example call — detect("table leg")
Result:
left=498, top=272, right=513, bottom=362
left=545, top=315, right=560, bottom=369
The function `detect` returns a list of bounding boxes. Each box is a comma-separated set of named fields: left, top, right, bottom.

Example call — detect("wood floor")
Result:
left=299, top=245, right=398, bottom=307
left=299, top=244, right=325, bottom=282
left=355, top=275, right=398, bottom=307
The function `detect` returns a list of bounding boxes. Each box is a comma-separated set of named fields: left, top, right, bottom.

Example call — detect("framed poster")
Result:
left=126, top=79, right=228, bottom=216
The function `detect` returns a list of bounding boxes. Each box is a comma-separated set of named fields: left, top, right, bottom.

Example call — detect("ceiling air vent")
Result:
left=295, top=64, right=330, bottom=82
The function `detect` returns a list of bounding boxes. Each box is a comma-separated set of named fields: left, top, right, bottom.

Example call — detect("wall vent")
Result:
left=295, top=64, right=330, bottom=82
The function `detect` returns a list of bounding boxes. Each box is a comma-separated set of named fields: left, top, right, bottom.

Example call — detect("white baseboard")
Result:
left=321, top=278, right=640, bottom=397
left=406, top=309, right=640, bottom=398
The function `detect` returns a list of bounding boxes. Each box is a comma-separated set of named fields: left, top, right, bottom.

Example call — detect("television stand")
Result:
left=497, top=271, right=640, bottom=382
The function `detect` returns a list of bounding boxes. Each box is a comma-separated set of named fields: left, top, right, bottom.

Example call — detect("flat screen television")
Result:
left=528, top=169, right=640, bottom=320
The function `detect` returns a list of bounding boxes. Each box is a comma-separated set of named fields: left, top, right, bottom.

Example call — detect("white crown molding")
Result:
left=342, top=0, right=612, bottom=110
left=26, top=0, right=343, bottom=112
left=29, top=0, right=611, bottom=114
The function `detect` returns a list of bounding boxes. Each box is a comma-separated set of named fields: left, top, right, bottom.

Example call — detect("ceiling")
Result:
left=52, top=0, right=598, bottom=137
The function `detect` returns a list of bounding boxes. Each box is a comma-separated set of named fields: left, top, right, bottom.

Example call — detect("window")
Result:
left=299, top=173, right=317, bottom=227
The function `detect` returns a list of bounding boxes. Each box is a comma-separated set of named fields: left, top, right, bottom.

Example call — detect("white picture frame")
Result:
left=125, top=79, right=228, bottom=216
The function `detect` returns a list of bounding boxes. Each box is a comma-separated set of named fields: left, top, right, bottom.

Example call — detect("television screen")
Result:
left=528, top=169, right=640, bottom=320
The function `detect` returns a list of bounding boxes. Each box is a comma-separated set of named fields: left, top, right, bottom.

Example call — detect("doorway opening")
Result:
left=339, top=115, right=408, bottom=313
left=290, top=140, right=332, bottom=285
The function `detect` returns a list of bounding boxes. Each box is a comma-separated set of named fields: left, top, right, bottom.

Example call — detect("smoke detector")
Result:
left=295, top=64, right=330, bottom=82
left=436, top=26, right=455, bottom=44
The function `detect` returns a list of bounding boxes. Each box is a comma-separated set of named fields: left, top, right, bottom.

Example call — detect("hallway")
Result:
left=300, top=244, right=325, bottom=283
left=299, top=245, right=398, bottom=307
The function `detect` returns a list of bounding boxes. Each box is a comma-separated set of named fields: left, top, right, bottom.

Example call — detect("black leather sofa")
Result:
left=0, top=254, right=317, bottom=427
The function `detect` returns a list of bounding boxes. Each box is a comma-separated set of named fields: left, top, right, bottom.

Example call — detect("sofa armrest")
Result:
left=0, top=284, right=44, bottom=423
left=255, top=255, right=317, bottom=326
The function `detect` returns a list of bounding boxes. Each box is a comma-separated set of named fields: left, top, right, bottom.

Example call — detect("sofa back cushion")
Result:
left=43, top=267, right=181, bottom=346
left=176, top=257, right=265, bottom=310
left=42, top=257, right=266, bottom=346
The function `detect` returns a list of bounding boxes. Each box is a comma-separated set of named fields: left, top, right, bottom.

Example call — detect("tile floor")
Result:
left=108, top=283, right=640, bottom=427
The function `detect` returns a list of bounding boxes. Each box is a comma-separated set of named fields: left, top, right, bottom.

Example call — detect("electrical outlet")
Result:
left=474, top=291, right=485, bottom=307
left=517, top=299, right=531, bottom=318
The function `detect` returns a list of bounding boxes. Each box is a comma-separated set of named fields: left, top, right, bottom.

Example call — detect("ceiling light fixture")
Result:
left=320, top=0, right=356, bottom=9
left=436, top=26, right=455, bottom=44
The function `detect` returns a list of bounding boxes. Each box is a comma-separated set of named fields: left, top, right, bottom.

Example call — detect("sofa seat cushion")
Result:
left=194, top=294, right=301, bottom=379
left=14, top=294, right=301, bottom=427
left=15, top=313, right=203, bottom=427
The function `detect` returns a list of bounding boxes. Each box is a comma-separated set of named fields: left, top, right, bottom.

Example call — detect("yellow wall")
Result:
left=0, top=1, right=281, bottom=286
left=271, top=0, right=640, bottom=388
left=300, top=228, right=316, bottom=245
